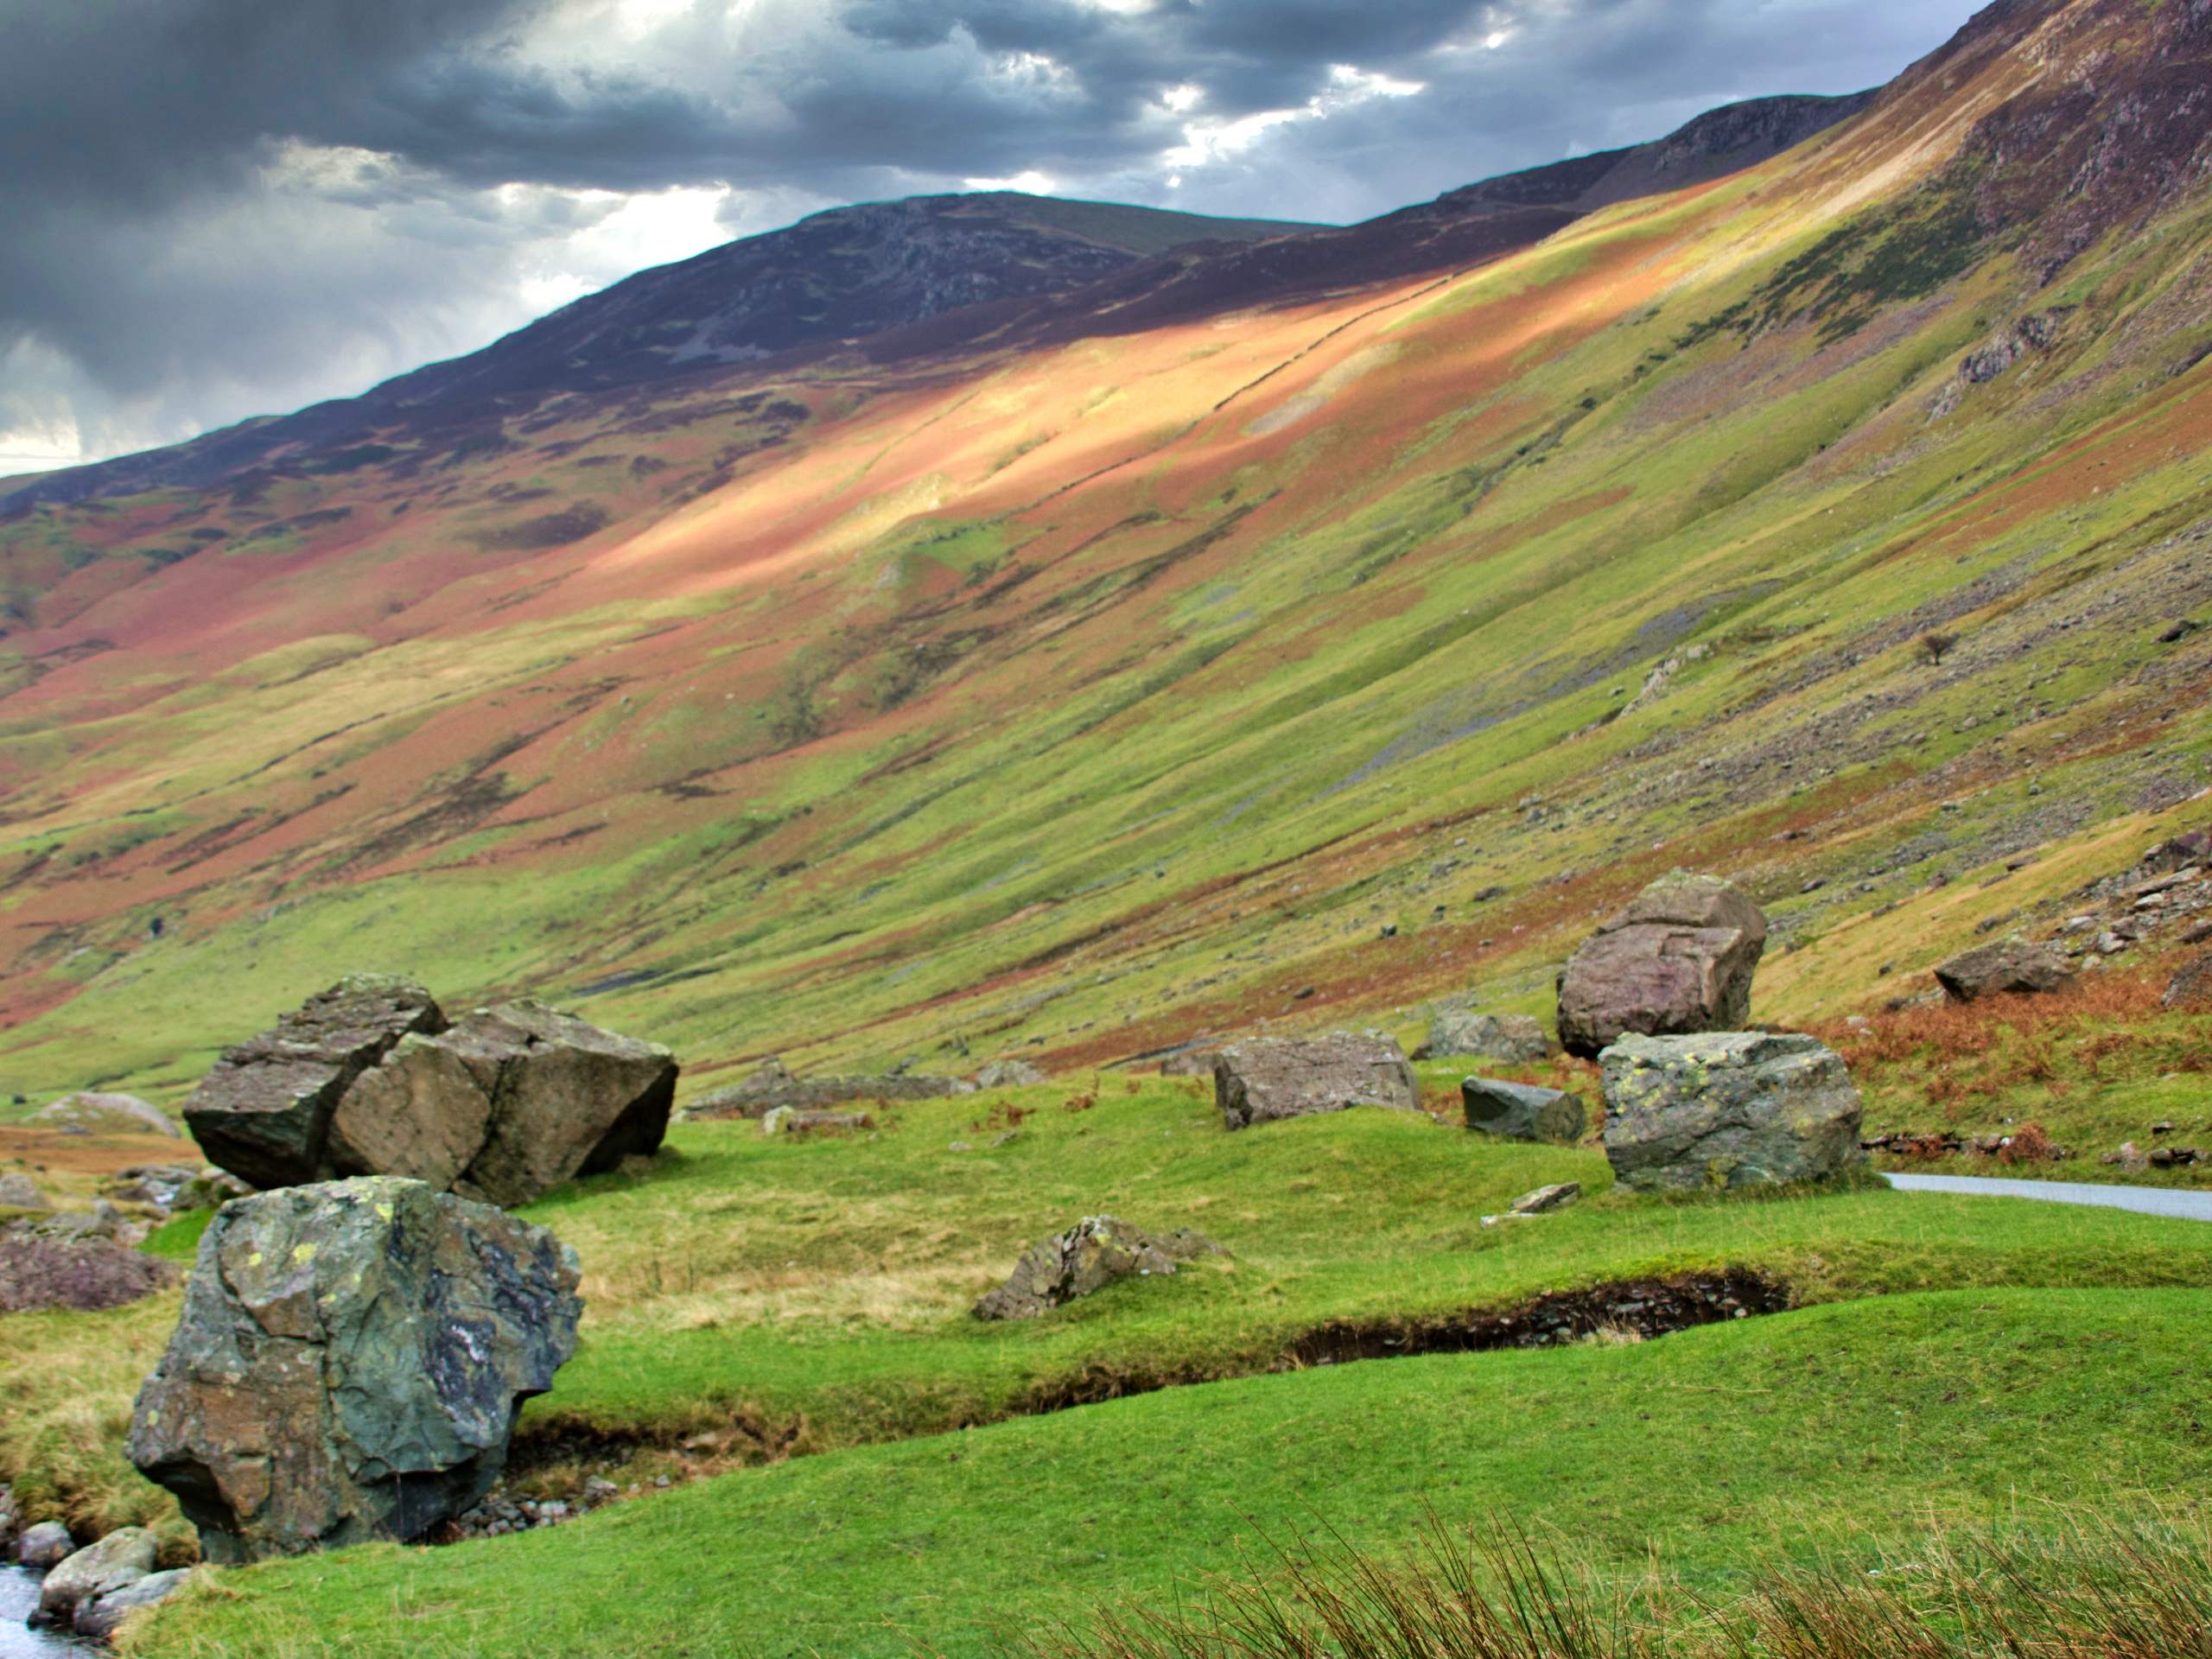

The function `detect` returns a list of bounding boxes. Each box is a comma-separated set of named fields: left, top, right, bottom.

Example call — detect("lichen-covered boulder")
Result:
left=1212, top=1033, right=1421, bottom=1129
left=1556, top=873, right=1767, bottom=1058
left=973, top=1217, right=1220, bottom=1320
left=327, top=1001, right=676, bottom=1207
left=126, top=1177, right=581, bottom=1564
left=1415, top=1009, right=1552, bottom=1064
left=183, top=976, right=448, bottom=1189
left=1599, top=1032, right=1867, bottom=1192
left=1461, top=1078, right=1586, bottom=1144
left=33, top=1527, right=156, bottom=1628
left=1936, top=939, right=2075, bottom=1001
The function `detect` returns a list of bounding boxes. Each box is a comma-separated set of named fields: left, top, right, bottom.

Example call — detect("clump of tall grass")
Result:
left=1013, top=1506, right=2212, bottom=1659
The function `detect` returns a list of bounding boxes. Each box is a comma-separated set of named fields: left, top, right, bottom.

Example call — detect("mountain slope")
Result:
left=1, top=0, right=2209, bottom=1114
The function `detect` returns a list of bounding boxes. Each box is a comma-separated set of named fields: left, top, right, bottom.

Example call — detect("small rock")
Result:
left=1508, top=1182, right=1582, bottom=1217
left=0, top=1172, right=48, bottom=1211
left=16, top=1521, right=73, bottom=1569
left=1461, top=1079, right=1586, bottom=1145
left=973, top=1059, right=1046, bottom=1089
left=1414, top=1009, right=1551, bottom=1064
left=2164, top=953, right=2212, bottom=1011
left=35, top=1527, right=156, bottom=1628
left=973, top=1217, right=1222, bottom=1320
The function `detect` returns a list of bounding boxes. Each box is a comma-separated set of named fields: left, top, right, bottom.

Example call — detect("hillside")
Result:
left=0, top=0, right=2207, bottom=1142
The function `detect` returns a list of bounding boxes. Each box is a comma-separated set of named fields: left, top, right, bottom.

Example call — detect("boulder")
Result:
left=1211, top=1033, right=1421, bottom=1129
left=1415, top=1009, right=1552, bottom=1064
left=2164, top=952, right=2212, bottom=1010
left=75, top=1567, right=195, bottom=1640
left=973, top=1217, right=1221, bottom=1320
left=1460, top=1078, right=1586, bottom=1145
left=1599, top=1032, right=1868, bottom=1192
left=0, top=1172, right=48, bottom=1211
left=1509, top=1182, right=1582, bottom=1217
left=16, top=1521, right=73, bottom=1569
left=33, top=1527, right=156, bottom=1629
left=1556, top=873, right=1767, bottom=1058
left=327, top=1001, right=676, bottom=1207
left=32, top=1092, right=181, bottom=1139
left=1934, top=939, right=2076, bottom=1001
left=126, top=1177, right=582, bottom=1564
left=183, top=975, right=448, bottom=1189
left=973, top=1059, right=1046, bottom=1089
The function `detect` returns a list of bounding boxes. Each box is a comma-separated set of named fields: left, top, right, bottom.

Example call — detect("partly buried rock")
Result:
left=760, top=1107, right=871, bottom=1135
left=1509, top=1182, right=1581, bottom=1217
left=1556, top=873, right=1768, bottom=1058
left=2164, top=952, right=2212, bottom=1010
left=0, top=1171, right=48, bottom=1211
left=1461, top=1078, right=1586, bottom=1145
left=33, top=1527, right=156, bottom=1629
left=33, top=1091, right=181, bottom=1139
left=1935, top=938, right=2076, bottom=1001
left=686, top=1055, right=972, bottom=1118
left=74, top=1567, right=195, bottom=1640
left=127, top=1176, right=581, bottom=1564
left=328, top=1001, right=676, bottom=1207
left=1599, top=1032, right=1868, bottom=1192
left=16, top=1521, right=74, bottom=1569
left=973, top=1216, right=1221, bottom=1320
left=1415, top=1008, right=1552, bottom=1064
left=973, top=1058, right=1046, bottom=1089
left=184, top=975, right=448, bottom=1189
left=1212, top=1033, right=1421, bottom=1129
left=0, top=1224, right=173, bottom=1314
left=185, top=978, right=676, bottom=1207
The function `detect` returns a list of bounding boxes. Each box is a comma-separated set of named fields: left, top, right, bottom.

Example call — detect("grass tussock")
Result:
left=1018, top=1507, right=2212, bottom=1659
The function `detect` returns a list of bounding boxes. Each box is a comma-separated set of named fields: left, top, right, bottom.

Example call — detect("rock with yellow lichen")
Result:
left=125, top=1177, right=580, bottom=1563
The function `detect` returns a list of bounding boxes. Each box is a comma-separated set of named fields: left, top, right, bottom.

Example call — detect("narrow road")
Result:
left=1883, top=1172, right=2212, bottom=1222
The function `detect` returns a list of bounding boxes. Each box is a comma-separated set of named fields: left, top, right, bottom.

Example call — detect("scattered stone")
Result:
left=0, top=1172, right=48, bottom=1211
left=183, top=975, right=448, bottom=1190
left=75, top=1567, right=194, bottom=1640
left=973, top=1059, right=1046, bottom=1089
left=1934, top=938, right=2076, bottom=1001
left=1599, top=1032, right=1868, bottom=1192
left=685, top=1055, right=972, bottom=1118
left=31, top=1092, right=181, bottom=1139
left=1414, top=1008, right=1551, bottom=1063
left=2105, top=1141, right=2149, bottom=1174
left=33, top=1527, right=156, bottom=1629
left=1460, top=1078, right=1586, bottom=1145
left=973, top=1216, right=1221, bottom=1320
left=2164, top=953, right=2212, bottom=1010
left=328, top=1001, right=677, bottom=1207
left=1556, top=872, right=1768, bottom=1058
left=16, top=1521, right=73, bottom=1569
left=2158, top=619, right=2203, bottom=645
left=1509, top=1182, right=1582, bottom=1217
left=1211, top=1033, right=1421, bottom=1130
left=127, top=1176, right=582, bottom=1564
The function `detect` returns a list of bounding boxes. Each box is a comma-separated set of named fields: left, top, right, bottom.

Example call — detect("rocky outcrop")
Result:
left=973, top=1216, right=1221, bottom=1320
left=685, top=1055, right=972, bottom=1119
left=1211, top=1034, right=1421, bottom=1129
left=183, top=975, right=448, bottom=1189
left=1556, top=873, right=1767, bottom=1058
left=0, top=1173, right=47, bottom=1211
left=1460, top=1078, right=1586, bottom=1145
left=32, top=1527, right=156, bottom=1629
left=973, top=1059, right=1046, bottom=1089
left=1599, top=1032, right=1868, bottom=1192
left=127, top=1177, right=581, bottom=1564
left=32, top=1092, right=181, bottom=1138
left=186, top=981, right=675, bottom=1206
left=1935, top=939, right=2076, bottom=1001
left=1414, top=1009, right=1552, bottom=1063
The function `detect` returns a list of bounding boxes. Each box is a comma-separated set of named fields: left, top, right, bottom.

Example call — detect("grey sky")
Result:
left=0, top=0, right=1988, bottom=476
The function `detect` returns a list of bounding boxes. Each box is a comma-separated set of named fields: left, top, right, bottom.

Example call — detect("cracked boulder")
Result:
left=1599, top=1032, right=1868, bottom=1192
left=974, top=1216, right=1221, bottom=1320
left=183, top=976, right=448, bottom=1190
left=1935, top=938, right=2076, bottom=1001
left=1211, top=1033, right=1421, bottom=1129
left=126, top=1177, right=581, bottom=1564
left=1556, top=873, right=1767, bottom=1058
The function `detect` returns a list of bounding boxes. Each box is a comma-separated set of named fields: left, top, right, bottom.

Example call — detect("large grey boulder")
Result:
left=1212, top=1033, right=1421, bottom=1129
left=33, top=1527, right=156, bottom=1628
left=1461, top=1078, right=1586, bottom=1144
left=973, top=1059, right=1047, bottom=1089
left=328, top=1001, right=677, bottom=1207
left=126, top=1177, right=581, bottom=1564
left=1415, top=1009, right=1552, bottom=1064
left=973, top=1217, right=1220, bottom=1320
left=183, top=976, right=448, bottom=1189
left=1599, top=1032, right=1868, bottom=1192
left=1556, top=873, right=1767, bottom=1058
left=1936, top=939, right=2075, bottom=1001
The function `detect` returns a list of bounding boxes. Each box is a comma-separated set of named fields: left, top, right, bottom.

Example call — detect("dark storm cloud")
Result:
left=0, top=0, right=1986, bottom=474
